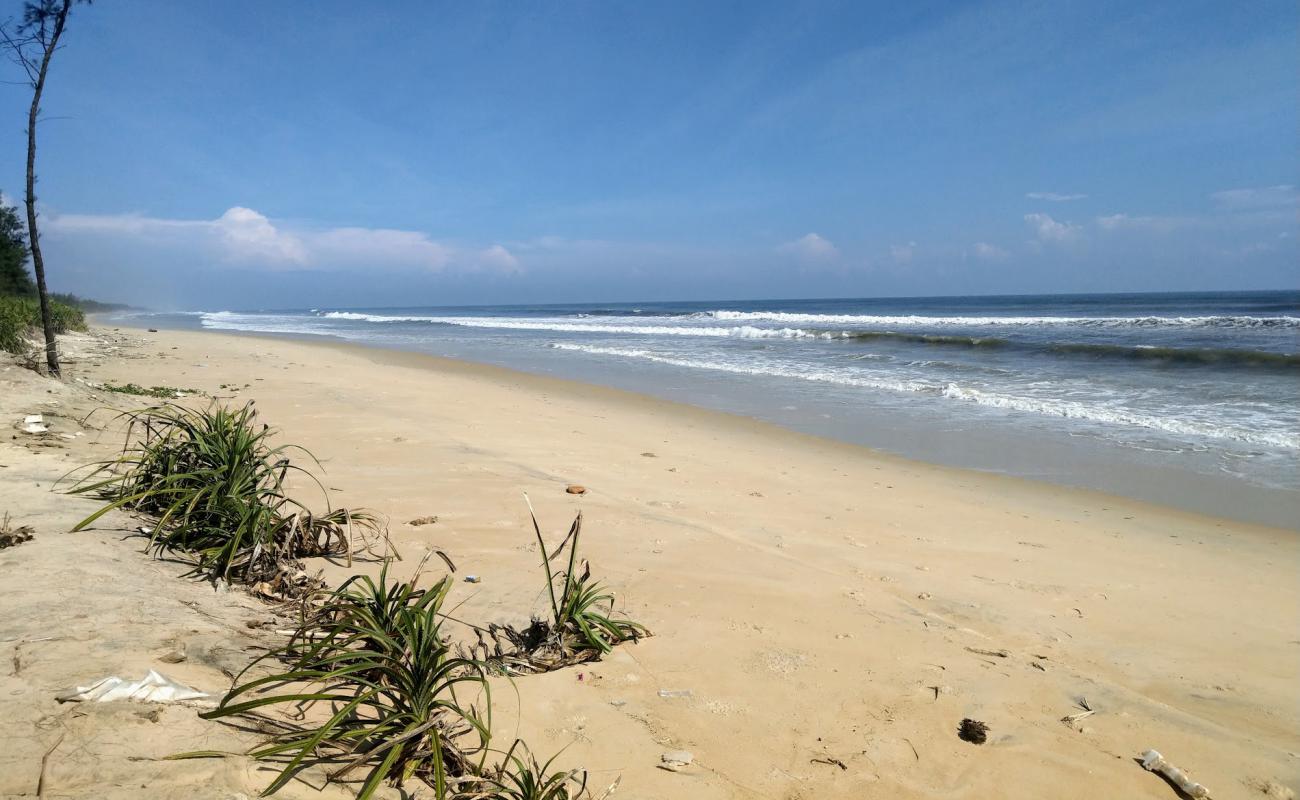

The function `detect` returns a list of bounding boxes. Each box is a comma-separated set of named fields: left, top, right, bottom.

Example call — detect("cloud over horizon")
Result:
left=18, top=181, right=1297, bottom=309
left=1210, top=184, right=1296, bottom=210
left=45, top=206, right=518, bottom=274
left=1026, top=192, right=1088, bottom=202
left=971, top=241, right=1009, bottom=261
left=1024, top=212, right=1082, bottom=243
left=780, top=232, right=839, bottom=260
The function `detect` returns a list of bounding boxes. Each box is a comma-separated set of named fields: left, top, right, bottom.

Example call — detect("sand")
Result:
left=0, top=325, right=1296, bottom=799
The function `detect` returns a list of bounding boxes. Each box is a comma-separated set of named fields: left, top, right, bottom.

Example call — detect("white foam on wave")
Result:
left=200, top=311, right=335, bottom=336
left=549, top=343, right=929, bottom=393
left=701, top=310, right=1300, bottom=328
left=321, top=311, right=434, bottom=322
left=937, top=384, right=1299, bottom=450
left=321, top=308, right=1300, bottom=333
left=321, top=312, right=834, bottom=338
left=550, top=343, right=1299, bottom=450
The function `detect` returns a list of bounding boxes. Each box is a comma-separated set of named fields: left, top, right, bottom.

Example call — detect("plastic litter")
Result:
left=1140, top=749, right=1210, bottom=799
left=660, top=750, right=694, bottom=771
left=22, top=414, right=48, bottom=434
left=464, top=575, right=481, bottom=583
left=56, top=670, right=209, bottom=704
left=657, top=688, right=693, bottom=699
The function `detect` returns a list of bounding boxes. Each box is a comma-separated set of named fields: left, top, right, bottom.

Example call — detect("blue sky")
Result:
left=0, top=0, right=1294, bottom=309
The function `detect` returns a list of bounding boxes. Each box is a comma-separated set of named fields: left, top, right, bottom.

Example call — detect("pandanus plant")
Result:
left=66, top=402, right=383, bottom=583
left=181, top=563, right=493, bottom=798
left=527, top=495, right=650, bottom=659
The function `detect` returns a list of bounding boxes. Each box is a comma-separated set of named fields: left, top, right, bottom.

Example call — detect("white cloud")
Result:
left=476, top=244, right=520, bottom=272
left=1026, top=192, right=1087, bottom=202
left=1095, top=213, right=1186, bottom=234
left=214, top=207, right=308, bottom=264
left=971, top=241, right=1009, bottom=261
left=780, top=232, right=838, bottom=260
left=889, top=241, right=917, bottom=263
left=45, top=206, right=518, bottom=273
left=1024, top=212, right=1081, bottom=243
left=311, top=226, right=451, bottom=269
left=1211, top=184, right=1296, bottom=210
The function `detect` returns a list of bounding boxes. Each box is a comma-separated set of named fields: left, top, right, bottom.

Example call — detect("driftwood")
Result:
left=1140, top=749, right=1211, bottom=799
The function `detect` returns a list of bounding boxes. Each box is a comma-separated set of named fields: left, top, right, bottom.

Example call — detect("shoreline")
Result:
left=107, top=314, right=1300, bottom=533
left=5, top=323, right=1297, bottom=798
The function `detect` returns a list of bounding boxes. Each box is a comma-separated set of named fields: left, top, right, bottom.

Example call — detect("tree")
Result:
left=0, top=197, right=34, bottom=296
left=1, top=0, right=92, bottom=377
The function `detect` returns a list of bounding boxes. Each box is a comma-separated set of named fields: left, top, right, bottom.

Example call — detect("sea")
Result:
left=118, top=290, right=1300, bottom=529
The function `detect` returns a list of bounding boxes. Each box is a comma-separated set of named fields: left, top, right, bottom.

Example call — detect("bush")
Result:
left=48, top=299, right=87, bottom=333
left=0, top=296, right=26, bottom=354
left=0, top=294, right=87, bottom=355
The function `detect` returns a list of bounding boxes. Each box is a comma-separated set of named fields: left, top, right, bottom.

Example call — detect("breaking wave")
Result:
left=549, top=343, right=1299, bottom=449
left=699, top=310, right=1300, bottom=329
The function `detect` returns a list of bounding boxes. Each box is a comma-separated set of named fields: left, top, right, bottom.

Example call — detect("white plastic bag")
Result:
left=56, top=669, right=209, bottom=703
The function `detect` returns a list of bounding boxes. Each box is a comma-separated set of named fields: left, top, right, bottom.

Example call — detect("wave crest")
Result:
left=700, top=310, right=1300, bottom=328
left=550, top=343, right=1298, bottom=449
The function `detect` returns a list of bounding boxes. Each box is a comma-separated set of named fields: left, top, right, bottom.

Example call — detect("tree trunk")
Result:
left=24, top=0, right=71, bottom=378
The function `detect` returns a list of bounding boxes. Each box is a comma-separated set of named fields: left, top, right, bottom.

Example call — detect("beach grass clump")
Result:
left=66, top=401, right=385, bottom=585
left=468, top=499, right=649, bottom=673
left=185, top=564, right=493, bottom=798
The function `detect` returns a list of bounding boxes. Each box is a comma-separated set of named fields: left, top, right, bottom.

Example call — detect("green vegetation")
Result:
left=186, top=564, right=493, bottom=799
left=182, top=561, right=615, bottom=799
left=66, top=407, right=640, bottom=797
left=0, top=297, right=27, bottom=354
left=529, top=502, right=649, bottom=658
left=464, top=741, right=600, bottom=799
left=67, top=402, right=383, bottom=584
left=98, top=382, right=197, bottom=399
left=465, top=502, right=649, bottom=674
left=2, top=193, right=121, bottom=360
left=0, top=199, right=32, bottom=296
left=1, top=199, right=88, bottom=355
left=0, top=294, right=86, bottom=355
left=49, top=292, right=131, bottom=313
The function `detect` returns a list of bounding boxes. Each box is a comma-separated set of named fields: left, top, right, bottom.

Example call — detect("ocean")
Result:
left=120, top=290, right=1300, bottom=528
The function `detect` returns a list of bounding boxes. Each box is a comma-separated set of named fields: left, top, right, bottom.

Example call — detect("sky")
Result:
left=0, top=0, right=1295, bottom=309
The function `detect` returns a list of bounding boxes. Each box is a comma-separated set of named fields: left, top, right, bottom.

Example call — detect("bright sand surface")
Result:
left=1, top=325, right=1297, bottom=799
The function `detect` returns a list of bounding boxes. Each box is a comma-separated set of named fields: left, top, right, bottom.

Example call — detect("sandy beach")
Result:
left=1, top=324, right=1296, bottom=799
